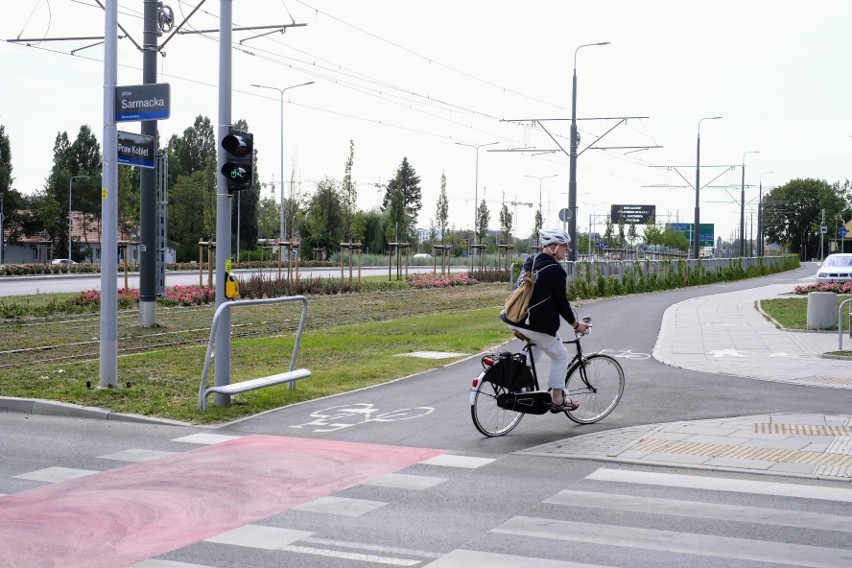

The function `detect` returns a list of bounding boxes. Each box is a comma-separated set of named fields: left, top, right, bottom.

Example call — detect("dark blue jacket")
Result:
left=500, top=253, right=578, bottom=336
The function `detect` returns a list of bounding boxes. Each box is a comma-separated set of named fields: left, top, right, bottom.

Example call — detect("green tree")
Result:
left=165, top=115, right=215, bottom=178
left=532, top=209, right=543, bottom=246
left=0, top=125, right=11, bottom=194
left=169, top=171, right=210, bottom=262
left=382, top=157, right=422, bottom=222
left=301, top=177, right=344, bottom=258
left=436, top=171, right=449, bottom=244
left=661, top=227, right=689, bottom=251
left=0, top=125, right=29, bottom=247
left=257, top=196, right=279, bottom=241
left=763, top=178, right=846, bottom=259
left=384, top=183, right=408, bottom=245
left=341, top=140, right=357, bottom=241
left=46, top=126, right=102, bottom=258
left=351, top=210, right=367, bottom=244
left=499, top=201, right=512, bottom=246
left=642, top=217, right=663, bottom=246
left=360, top=209, right=387, bottom=254
left=627, top=223, right=638, bottom=245
left=476, top=198, right=490, bottom=245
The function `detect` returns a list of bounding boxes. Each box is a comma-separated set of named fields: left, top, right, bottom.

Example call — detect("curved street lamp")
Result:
left=524, top=173, right=559, bottom=221
left=569, top=41, right=610, bottom=261
left=694, top=116, right=722, bottom=259
left=251, top=80, right=315, bottom=241
left=455, top=141, right=498, bottom=245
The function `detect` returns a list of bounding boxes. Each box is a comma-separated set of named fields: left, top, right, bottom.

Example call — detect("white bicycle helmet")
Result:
left=539, top=228, right=571, bottom=247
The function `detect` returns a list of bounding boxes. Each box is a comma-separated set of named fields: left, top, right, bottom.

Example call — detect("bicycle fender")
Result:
left=469, top=371, right=486, bottom=405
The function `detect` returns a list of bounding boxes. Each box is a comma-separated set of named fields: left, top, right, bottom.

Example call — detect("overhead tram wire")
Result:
left=292, top=0, right=568, bottom=114
left=12, top=1, right=659, bottom=188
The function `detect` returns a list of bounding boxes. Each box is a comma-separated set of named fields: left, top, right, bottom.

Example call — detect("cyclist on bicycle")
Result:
left=501, top=228, right=588, bottom=412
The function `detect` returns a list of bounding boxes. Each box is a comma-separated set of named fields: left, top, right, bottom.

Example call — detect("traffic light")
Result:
left=221, top=128, right=253, bottom=192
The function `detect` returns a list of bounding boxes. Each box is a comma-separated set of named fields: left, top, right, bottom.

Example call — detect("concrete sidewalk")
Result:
left=653, top=282, right=852, bottom=389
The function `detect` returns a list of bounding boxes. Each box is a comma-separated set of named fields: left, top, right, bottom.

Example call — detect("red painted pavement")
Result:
left=0, top=435, right=443, bottom=568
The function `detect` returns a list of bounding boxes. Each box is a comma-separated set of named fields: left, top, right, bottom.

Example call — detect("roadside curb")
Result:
left=0, top=396, right=192, bottom=426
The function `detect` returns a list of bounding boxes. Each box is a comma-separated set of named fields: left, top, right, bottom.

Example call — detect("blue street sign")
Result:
left=839, top=228, right=848, bottom=237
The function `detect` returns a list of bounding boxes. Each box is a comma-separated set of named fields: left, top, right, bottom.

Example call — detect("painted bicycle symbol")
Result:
left=290, top=403, right=435, bottom=433
left=595, top=348, right=651, bottom=360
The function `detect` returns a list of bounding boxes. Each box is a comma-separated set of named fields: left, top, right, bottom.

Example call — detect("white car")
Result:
left=815, top=253, right=852, bottom=283
left=51, top=258, right=76, bottom=266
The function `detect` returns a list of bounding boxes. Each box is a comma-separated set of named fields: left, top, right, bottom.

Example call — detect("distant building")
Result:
left=1, top=211, right=175, bottom=265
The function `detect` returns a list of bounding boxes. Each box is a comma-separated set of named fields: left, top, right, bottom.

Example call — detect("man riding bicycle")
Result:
left=501, top=228, right=588, bottom=412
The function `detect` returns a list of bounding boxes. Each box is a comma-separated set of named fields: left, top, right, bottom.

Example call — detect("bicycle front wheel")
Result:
left=471, top=379, right=524, bottom=437
left=564, top=354, right=624, bottom=424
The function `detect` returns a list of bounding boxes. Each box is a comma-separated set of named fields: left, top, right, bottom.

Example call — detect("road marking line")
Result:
left=587, top=468, right=852, bottom=502
left=494, top=516, right=852, bottom=568
left=545, top=489, right=852, bottom=533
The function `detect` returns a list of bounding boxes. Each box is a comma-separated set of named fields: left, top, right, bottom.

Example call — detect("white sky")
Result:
left=2, top=0, right=851, bottom=242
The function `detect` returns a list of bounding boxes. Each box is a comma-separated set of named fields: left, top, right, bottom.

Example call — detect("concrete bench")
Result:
left=200, top=369, right=310, bottom=411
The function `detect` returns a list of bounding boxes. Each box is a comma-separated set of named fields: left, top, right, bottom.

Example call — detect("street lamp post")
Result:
left=524, top=174, right=558, bottom=223
left=68, top=175, right=93, bottom=260
left=758, top=171, right=773, bottom=257
left=694, top=116, right=722, bottom=259
left=739, top=150, right=759, bottom=256
left=455, top=141, right=498, bottom=246
left=569, top=41, right=610, bottom=262
left=251, top=80, right=314, bottom=242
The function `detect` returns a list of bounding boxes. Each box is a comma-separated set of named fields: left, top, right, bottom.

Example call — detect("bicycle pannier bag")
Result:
left=484, top=353, right=535, bottom=391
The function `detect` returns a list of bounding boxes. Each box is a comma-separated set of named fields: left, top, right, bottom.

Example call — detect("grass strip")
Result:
left=0, top=298, right=509, bottom=424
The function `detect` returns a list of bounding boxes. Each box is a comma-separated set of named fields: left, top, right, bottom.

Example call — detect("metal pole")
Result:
left=455, top=141, right=498, bottom=249
left=280, top=90, right=285, bottom=241
left=251, top=81, right=314, bottom=242
left=99, top=0, right=118, bottom=388
left=740, top=150, right=759, bottom=257
left=474, top=147, right=479, bottom=246
left=758, top=171, right=773, bottom=257
left=214, top=0, right=233, bottom=407
left=139, top=0, right=159, bottom=327
left=694, top=116, right=722, bottom=259
left=569, top=42, right=609, bottom=262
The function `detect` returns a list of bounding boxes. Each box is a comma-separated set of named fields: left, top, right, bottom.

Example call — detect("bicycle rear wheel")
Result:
left=563, top=354, right=624, bottom=424
left=471, top=379, right=524, bottom=437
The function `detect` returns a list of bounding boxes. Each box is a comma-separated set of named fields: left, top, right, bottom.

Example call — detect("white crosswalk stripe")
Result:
left=477, top=467, right=852, bottom=568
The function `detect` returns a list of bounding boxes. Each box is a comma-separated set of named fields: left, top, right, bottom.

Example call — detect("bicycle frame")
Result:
left=514, top=331, right=589, bottom=393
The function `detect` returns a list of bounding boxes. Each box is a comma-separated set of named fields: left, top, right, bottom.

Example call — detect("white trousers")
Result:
left=507, top=325, right=569, bottom=393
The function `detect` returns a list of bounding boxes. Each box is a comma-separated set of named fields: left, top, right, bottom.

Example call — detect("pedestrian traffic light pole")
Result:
left=213, top=0, right=235, bottom=406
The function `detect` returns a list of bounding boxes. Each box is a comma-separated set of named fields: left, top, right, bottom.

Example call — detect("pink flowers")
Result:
left=70, top=285, right=216, bottom=308
left=407, top=272, right=479, bottom=288
left=794, top=282, right=852, bottom=295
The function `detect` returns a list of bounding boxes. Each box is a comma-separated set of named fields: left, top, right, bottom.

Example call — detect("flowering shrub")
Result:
left=407, top=272, right=479, bottom=289
left=794, top=282, right=852, bottom=295
left=70, top=285, right=215, bottom=309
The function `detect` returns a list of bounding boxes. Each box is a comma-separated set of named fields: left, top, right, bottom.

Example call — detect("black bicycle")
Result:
left=469, top=318, right=625, bottom=437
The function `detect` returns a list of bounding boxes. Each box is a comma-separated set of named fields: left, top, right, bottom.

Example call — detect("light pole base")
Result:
left=139, top=301, right=156, bottom=328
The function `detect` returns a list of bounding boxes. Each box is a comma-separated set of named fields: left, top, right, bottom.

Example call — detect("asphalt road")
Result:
left=0, top=265, right=447, bottom=296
